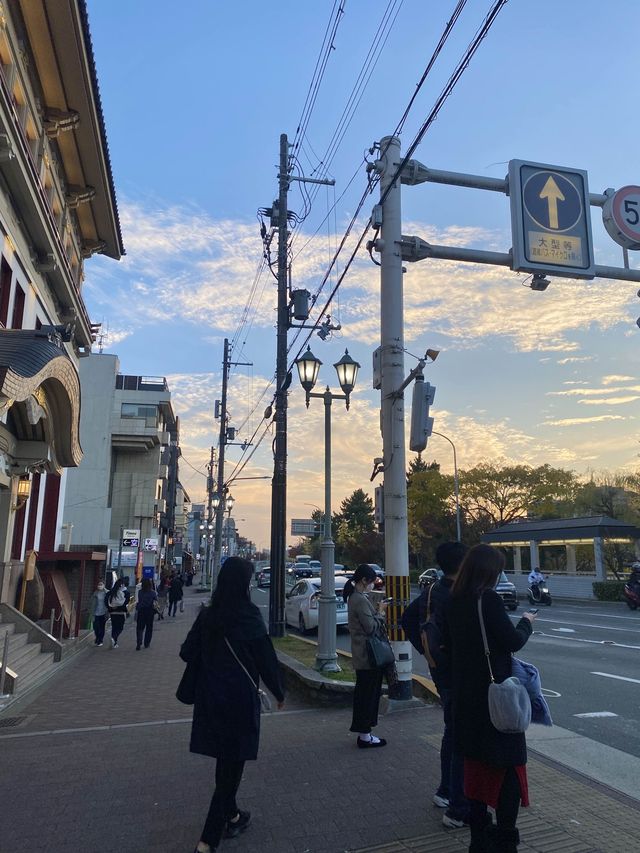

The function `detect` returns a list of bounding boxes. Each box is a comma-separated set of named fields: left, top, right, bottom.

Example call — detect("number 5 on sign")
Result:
left=603, top=185, right=640, bottom=250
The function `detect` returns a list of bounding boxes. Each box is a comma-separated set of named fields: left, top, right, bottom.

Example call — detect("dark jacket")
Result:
left=136, top=589, right=157, bottom=612
left=169, top=577, right=183, bottom=602
left=401, top=577, right=454, bottom=689
left=443, top=588, right=532, bottom=767
left=180, top=602, right=285, bottom=761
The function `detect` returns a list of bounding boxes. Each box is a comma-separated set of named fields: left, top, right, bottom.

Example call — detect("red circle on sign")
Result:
left=611, top=186, right=640, bottom=243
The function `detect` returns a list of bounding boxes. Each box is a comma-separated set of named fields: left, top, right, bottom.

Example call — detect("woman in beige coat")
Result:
left=343, top=564, right=388, bottom=748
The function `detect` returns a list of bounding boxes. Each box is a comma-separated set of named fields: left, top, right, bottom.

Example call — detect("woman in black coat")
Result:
left=180, top=557, right=285, bottom=853
left=443, top=545, right=536, bottom=853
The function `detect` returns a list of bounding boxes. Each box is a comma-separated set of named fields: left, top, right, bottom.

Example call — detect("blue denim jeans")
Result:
left=436, top=687, right=469, bottom=818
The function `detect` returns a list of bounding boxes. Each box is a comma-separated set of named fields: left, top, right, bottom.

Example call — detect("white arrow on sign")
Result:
left=539, top=175, right=565, bottom=229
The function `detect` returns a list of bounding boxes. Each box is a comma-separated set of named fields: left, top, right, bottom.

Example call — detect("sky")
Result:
left=83, top=0, right=640, bottom=551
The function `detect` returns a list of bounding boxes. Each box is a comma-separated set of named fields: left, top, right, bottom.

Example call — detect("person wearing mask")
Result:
left=90, top=579, right=109, bottom=646
left=156, top=576, right=168, bottom=620
left=402, top=541, right=469, bottom=828
left=343, top=563, right=389, bottom=749
left=106, top=578, right=129, bottom=649
left=135, top=578, right=158, bottom=650
left=180, top=557, right=285, bottom=853
left=168, top=572, right=184, bottom=617
left=444, top=544, right=537, bottom=853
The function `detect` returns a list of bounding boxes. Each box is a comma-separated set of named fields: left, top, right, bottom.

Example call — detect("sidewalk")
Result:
left=0, top=585, right=639, bottom=853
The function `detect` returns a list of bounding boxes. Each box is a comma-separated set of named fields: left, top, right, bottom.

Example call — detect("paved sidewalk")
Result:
left=1, top=586, right=640, bottom=853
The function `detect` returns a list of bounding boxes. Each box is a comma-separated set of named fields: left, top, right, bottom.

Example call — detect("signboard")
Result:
left=291, top=518, right=319, bottom=536
left=509, top=159, right=595, bottom=278
left=602, top=185, right=640, bottom=250
left=118, top=550, right=138, bottom=567
left=142, top=566, right=154, bottom=579
left=122, top=528, right=140, bottom=548
left=144, top=538, right=158, bottom=552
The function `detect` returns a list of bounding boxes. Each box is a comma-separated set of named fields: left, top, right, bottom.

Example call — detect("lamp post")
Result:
left=431, top=431, right=461, bottom=542
left=296, top=346, right=360, bottom=672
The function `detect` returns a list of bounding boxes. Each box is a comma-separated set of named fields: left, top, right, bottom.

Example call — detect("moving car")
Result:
left=257, top=568, right=271, bottom=588
left=285, top=576, right=349, bottom=634
left=496, top=571, right=518, bottom=610
left=418, top=568, right=440, bottom=590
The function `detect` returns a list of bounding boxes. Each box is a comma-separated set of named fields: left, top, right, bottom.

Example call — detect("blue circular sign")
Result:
left=523, top=171, right=583, bottom=233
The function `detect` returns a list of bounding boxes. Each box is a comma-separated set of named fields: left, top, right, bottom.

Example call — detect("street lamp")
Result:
left=225, top=493, right=235, bottom=515
left=431, top=431, right=461, bottom=542
left=295, top=347, right=360, bottom=672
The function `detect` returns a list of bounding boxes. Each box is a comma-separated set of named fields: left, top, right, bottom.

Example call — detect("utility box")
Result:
left=372, top=346, right=382, bottom=389
left=410, top=377, right=436, bottom=452
left=374, top=485, right=384, bottom=525
left=291, top=289, right=310, bottom=321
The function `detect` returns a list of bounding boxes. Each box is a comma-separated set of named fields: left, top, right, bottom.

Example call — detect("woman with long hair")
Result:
left=135, top=577, right=157, bottom=650
left=180, top=557, right=285, bottom=853
left=343, top=563, right=389, bottom=749
left=444, top=544, right=536, bottom=853
left=106, top=577, right=129, bottom=649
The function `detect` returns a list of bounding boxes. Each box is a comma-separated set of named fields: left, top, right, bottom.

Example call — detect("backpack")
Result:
left=420, top=582, right=446, bottom=671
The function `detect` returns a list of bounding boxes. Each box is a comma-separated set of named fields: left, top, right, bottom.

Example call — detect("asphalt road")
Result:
left=252, top=585, right=640, bottom=759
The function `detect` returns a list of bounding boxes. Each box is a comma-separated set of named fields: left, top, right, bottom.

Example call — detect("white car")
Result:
left=285, top=576, right=348, bottom=634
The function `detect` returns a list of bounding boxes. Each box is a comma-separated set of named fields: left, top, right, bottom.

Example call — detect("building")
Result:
left=63, top=355, right=181, bottom=591
left=0, top=1, right=123, bottom=620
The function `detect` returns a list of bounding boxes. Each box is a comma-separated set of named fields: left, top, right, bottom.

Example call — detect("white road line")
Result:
left=535, top=632, right=640, bottom=650
left=574, top=711, right=618, bottom=718
left=591, top=671, right=640, bottom=684
left=551, top=628, right=575, bottom=633
left=532, top=618, right=640, bottom=634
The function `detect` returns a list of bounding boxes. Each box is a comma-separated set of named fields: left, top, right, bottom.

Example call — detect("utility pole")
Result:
left=212, top=338, right=230, bottom=589
left=375, top=136, right=413, bottom=699
left=268, top=134, right=290, bottom=638
left=200, top=446, right=214, bottom=591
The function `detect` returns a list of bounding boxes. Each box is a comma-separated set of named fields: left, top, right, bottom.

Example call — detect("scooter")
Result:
left=528, top=582, right=552, bottom=605
left=623, top=582, right=640, bottom=610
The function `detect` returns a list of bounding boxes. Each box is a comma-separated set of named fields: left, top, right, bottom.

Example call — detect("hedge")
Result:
left=592, top=580, right=627, bottom=602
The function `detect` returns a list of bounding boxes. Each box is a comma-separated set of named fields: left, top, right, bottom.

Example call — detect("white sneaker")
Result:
left=432, top=794, right=449, bottom=809
left=442, top=812, right=466, bottom=829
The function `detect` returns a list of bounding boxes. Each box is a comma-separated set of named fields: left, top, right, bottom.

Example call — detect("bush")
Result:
left=592, top=580, right=626, bottom=602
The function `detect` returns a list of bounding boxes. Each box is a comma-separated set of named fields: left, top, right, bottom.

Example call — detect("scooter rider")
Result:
left=528, top=567, right=545, bottom=589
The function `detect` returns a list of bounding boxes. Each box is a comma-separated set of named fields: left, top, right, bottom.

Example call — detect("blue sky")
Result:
left=84, top=1, right=640, bottom=549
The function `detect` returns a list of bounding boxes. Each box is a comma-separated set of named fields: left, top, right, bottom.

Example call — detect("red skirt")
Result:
left=463, top=759, right=529, bottom=808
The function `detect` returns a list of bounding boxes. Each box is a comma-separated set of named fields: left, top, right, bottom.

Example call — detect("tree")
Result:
left=458, top=462, right=578, bottom=532
left=407, top=466, right=456, bottom=568
left=333, top=489, right=382, bottom=567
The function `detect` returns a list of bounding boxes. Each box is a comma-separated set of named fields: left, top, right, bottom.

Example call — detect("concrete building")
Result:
left=0, top=1, right=123, bottom=623
left=63, top=355, right=181, bottom=584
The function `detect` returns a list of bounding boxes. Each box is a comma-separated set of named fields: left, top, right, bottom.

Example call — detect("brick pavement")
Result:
left=1, top=586, right=640, bottom=853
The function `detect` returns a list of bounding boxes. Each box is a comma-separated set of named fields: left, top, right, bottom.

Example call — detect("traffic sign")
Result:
left=509, top=159, right=595, bottom=278
left=122, top=528, right=140, bottom=548
left=291, top=518, right=320, bottom=536
left=144, top=538, right=158, bottom=552
left=602, top=185, right=640, bottom=250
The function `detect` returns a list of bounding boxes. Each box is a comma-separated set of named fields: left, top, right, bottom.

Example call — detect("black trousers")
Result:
left=110, top=614, right=126, bottom=642
left=168, top=599, right=179, bottom=616
left=201, top=759, right=245, bottom=847
left=136, top=609, right=155, bottom=648
left=93, top=614, right=107, bottom=643
left=469, top=766, right=521, bottom=834
left=350, top=668, right=383, bottom=733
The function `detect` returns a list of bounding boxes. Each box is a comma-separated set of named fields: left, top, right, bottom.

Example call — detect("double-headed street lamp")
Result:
left=295, top=346, right=360, bottom=672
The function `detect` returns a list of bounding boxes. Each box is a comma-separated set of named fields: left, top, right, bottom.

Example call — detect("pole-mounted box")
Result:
left=409, top=377, right=435, bottom=452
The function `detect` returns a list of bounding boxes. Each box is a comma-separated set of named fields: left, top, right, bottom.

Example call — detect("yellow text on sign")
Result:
left=527, top=231, right=584, bottom=267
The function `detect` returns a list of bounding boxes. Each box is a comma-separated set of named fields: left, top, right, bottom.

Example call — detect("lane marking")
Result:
left=591, top=671, right=640, bottom=684
left=541, top=688, right=561, bottom=698
left=526, top=617, right=640, bottom=635
left=574, top=711, right=618, bottom=718
left=533, top=632, right=640, bottom=650
left=552, top=628, right=575, bottom=633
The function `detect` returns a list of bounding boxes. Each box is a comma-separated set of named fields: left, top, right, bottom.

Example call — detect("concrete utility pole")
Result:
left=212, top=338, right=230, bottom=589
left=269, top=134, right=290, bottom=638
left=203, top=446, right=214, bottom=589
left=376, top=136, right=413, bottom=699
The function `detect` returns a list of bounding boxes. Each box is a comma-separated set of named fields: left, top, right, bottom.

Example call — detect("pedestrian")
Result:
left=168, top=571, right=183, bottom=617
left=343, top=563, right=389, bottom=748
left=180, top=557, right=285, bottom=853
left=106, top=577, right=129, bottom=649
left=401, top=541, right=470, bottom=828
left=156, top=576, right=168, bottom=619
left=135, top=578, right=158, bottom=650
left=89, top=578, right=109, bottom=646
left=444, top=544, right=537, bottom=853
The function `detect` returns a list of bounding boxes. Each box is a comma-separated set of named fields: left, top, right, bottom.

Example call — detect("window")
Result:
left=120, top=403, right=157, bottom=427
left=0, top=257, right=11, bottom=326
left=11, top=284, right=24, bottom=329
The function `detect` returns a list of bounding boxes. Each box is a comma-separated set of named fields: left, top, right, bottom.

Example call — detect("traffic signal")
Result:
left=409, top=376, right=436, bottom=452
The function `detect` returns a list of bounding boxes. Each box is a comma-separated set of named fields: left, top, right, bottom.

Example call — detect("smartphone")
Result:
left=527, top=608, right=539, bottom=614
left=382, top=597, right=393, bottom=604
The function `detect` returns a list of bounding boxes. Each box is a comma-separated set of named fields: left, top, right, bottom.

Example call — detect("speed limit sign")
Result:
left=603, top=185, right=640, bottom=250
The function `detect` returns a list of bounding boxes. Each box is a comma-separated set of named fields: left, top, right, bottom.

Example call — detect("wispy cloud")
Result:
left=557, top=356, right=594, bottom=364
left=578, top=395, right=640, bottom=406
left=602, top=374, right=635, bottom=385
left=542, top=415, right=628, bottom=427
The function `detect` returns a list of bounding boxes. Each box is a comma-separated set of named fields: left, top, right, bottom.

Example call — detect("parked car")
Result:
left=285, top=576, right=349, bottom=634
left=496, top=571, right=518, bottom=610
left=257, top=568, right=271, bottom=588
left=308, top=559, right=321, bottom=572
left=418, top=568, right=441, bottom=590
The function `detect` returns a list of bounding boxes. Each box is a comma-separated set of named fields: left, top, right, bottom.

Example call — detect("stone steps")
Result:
left=0, top=612, right=58, bottom=698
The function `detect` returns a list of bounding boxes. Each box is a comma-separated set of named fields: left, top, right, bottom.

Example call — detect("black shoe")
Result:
left=136, top=645, right=141, bottom=650
left=224, top=810, right=251, bottom=838
left=357, top=736, right=387, bottom=748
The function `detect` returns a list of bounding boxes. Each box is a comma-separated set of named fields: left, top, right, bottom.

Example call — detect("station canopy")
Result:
left=481, top=516, right=640, bottom=546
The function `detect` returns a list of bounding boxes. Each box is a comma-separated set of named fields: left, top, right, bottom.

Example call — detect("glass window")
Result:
left=121, top=403, right=157, bottom=427
left=290, top=583, right=305, bottom=597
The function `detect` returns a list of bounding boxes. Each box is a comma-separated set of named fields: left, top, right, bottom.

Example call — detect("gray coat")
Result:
left=348, top=590, right=385, bottom=670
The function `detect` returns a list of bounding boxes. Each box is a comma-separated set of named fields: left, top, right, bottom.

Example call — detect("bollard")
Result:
left=0, top=630, right=9, bottom=697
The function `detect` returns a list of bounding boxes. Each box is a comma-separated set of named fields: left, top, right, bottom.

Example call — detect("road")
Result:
left=253, top=585, right=640, bottom=759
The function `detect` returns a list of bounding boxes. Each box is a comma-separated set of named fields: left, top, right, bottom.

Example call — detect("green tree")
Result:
left=407, top=466, right=456, bottom=568
left=333, top=489, right=382, bottom=567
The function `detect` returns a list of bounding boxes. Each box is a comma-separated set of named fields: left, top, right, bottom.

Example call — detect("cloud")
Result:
left=548, top=385, right=640, bottom=397
left=556, top=356, right=595, bottom=364
left=542, top=415, right=627, bottom=427
left=602, top=374, right=635, bottom=385
left=578, top=395, right=640, bottom=406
